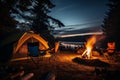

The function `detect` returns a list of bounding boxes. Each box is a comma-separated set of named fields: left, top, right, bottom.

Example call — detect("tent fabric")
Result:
left=13, top=31, right=49, bottom=54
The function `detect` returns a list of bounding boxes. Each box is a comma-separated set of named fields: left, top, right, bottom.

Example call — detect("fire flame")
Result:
left=82, top=36, right=96, bottom=59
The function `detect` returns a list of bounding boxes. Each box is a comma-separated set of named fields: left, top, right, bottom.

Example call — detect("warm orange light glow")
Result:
left=82, top=35, right=96, bottom=59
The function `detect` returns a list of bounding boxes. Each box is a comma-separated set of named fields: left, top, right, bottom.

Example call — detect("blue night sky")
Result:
left=49, top=0, right=109, bottom=37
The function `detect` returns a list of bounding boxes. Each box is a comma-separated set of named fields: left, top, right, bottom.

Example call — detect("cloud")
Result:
left=53, top=26, right=102, bottom=38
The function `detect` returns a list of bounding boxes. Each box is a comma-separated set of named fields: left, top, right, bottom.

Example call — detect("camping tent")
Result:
left=13, top=31, right=50, bottom=54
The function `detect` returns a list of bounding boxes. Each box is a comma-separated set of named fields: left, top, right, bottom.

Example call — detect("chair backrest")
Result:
left=27, top=42, right=39, bottom=57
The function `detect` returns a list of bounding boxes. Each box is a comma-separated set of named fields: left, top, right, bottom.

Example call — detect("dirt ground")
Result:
left=1, top=51, right=120, bottom=80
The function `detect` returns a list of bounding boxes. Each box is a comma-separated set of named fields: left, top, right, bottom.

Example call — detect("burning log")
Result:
left=82, top=49, right=92, bottom=59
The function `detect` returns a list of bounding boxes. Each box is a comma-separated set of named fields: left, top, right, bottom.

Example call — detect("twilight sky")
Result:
left=49, top=0, right=109, bottom=37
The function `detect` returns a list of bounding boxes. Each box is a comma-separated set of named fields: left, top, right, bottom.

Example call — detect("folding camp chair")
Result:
left=27, top=42, right=41, bottom=67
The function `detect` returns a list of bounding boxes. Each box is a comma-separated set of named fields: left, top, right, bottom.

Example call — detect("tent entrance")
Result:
left=27, top=42, right=40, bottom=57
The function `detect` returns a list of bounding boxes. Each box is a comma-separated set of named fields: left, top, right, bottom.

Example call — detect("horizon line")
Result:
left=55, top=32, right=103, bottom=38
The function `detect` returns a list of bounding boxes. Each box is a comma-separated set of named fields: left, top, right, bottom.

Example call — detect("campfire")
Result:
left=72, top=35, right=110, bottom=67
left=81, top=35, right=96, bottom=59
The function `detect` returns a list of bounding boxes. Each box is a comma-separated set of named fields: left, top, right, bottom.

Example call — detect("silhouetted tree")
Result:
left=0, top=0, right=19, bottom=61
left=102, top=0, right=120, bottom=50
left=0, top=0, right=18, bottom=37
left=10, top=0, right=64, bottom=32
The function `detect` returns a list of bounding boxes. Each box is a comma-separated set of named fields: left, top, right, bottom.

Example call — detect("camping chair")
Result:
left=27, top=42, right=42, bottom=67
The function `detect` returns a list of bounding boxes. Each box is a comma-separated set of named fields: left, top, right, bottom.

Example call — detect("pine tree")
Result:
left=11, top=0, right=64, bottom=32
left=0, top=0, right=18, bottom=36
left=102, top=0, right=120, bottom=50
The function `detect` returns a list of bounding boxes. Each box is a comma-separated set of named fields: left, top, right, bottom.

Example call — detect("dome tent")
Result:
left=13, top=31, right=50, bottom=54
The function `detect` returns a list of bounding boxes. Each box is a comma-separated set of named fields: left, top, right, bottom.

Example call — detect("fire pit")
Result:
left=72, top=57, right=109, bottom=67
